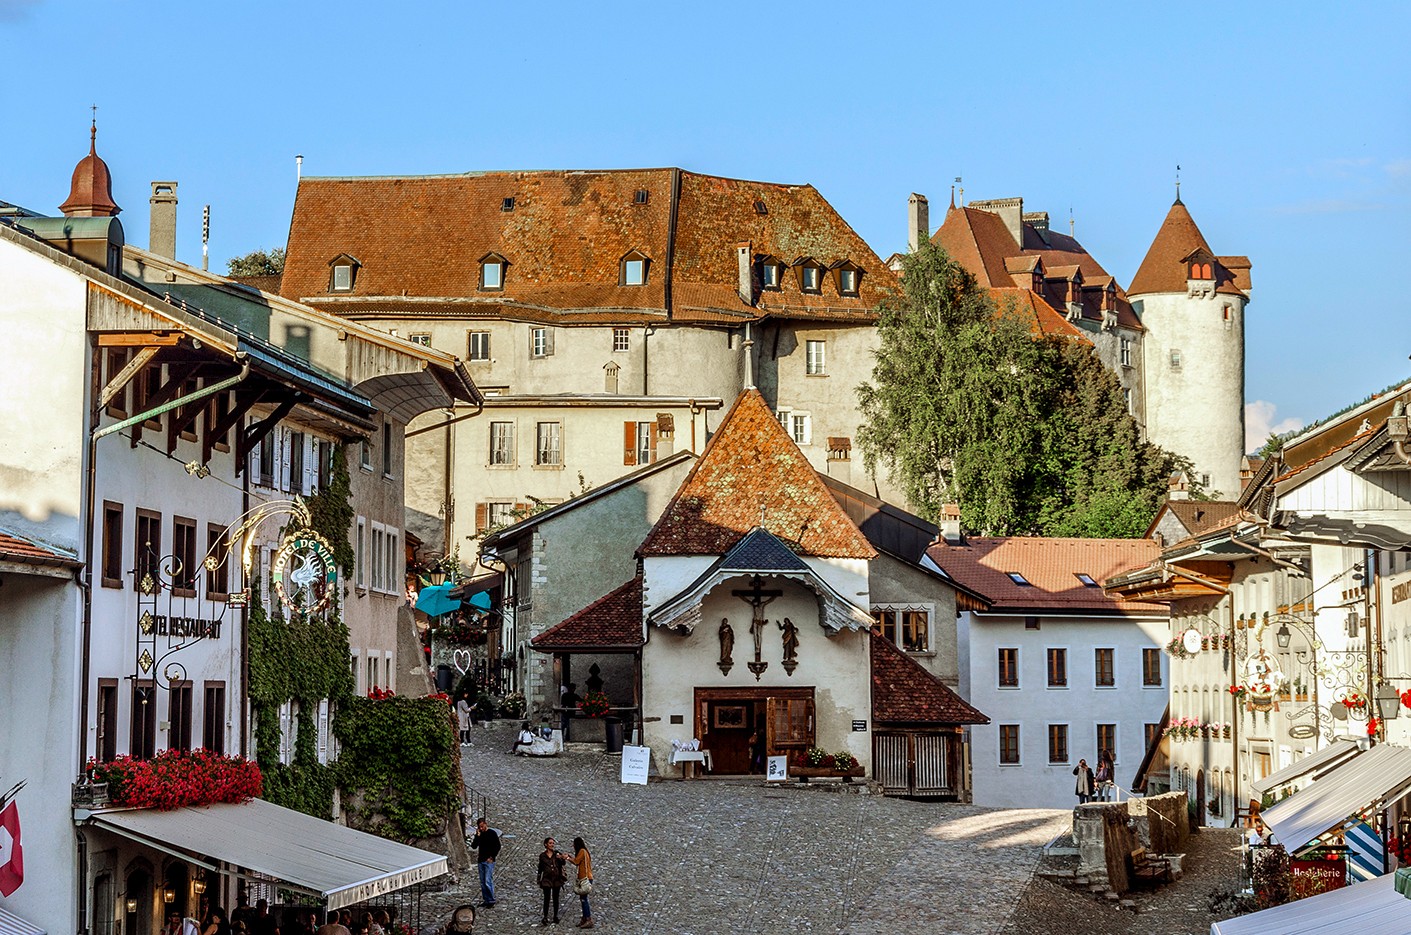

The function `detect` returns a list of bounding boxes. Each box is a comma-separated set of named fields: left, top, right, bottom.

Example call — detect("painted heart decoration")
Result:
left=452, top=649, right=471, bottom=675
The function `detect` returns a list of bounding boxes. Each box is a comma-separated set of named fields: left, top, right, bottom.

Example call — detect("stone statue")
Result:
left=779, top=617, right=800, bottom=675
left=718, top=618, right=735, bottom=675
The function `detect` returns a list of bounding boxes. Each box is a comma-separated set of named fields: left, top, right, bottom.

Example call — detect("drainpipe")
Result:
left=239, top=464, right=250, bottom=758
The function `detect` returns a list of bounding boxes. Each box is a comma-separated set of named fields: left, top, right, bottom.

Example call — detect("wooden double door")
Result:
left=694, top=686, right=814, bottom=775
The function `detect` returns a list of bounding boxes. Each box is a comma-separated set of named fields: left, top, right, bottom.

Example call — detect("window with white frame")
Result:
left=468, top=331, right=491, bottom=361
left=535, top=422, right=562, bottom=466
left=370, top=525, right=385, bottom=591
left=872, top=604, right=932, bottom=652
left=612, top=328, right=630, bottom=352
left=805, top=340, right=826, bottom=375
left=837, top=267, right=859, bottom=296
left=530, top=327, right=554, bottom=358
left=409, top=333, right=432, bottom=347
left=776, top=409, right=811, bottom=446
left=1119, top=337, right=1132, bottom=367
left=489, top=421, right=515, bottom=465
left=355, top=516, right=366, bottom=589
left=384, top=528, right=398, bottom=594
left=486, top=502, right=515, bottom=528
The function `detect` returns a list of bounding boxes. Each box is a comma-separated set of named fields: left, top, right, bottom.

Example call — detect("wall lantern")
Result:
left=163, top=886, right=175, bottom=904
left=1275, top=624, right=1292, bottom=649
left=1376, top=684, right=1401, bottom=721
left=125, top=898, right=138, bottom=913
left=192, top=874, right=207, bottom=895
left=428, top=569, right=448, bottom=587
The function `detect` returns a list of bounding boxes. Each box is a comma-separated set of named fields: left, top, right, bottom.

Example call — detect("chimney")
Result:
left=968, top=197, right=1024, bottom=249
left=736, top=241, right=754, bottom=305
left=149, top=181, right=178, bottom=259
left=908, top=193, right=929, bottom=253
left=939, top=518, right=963, bottom=545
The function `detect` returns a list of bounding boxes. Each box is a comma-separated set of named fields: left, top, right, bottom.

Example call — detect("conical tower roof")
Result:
left=1127, top=199, right=1211, bottom=296
left=59, top=121, right=120, bottom=218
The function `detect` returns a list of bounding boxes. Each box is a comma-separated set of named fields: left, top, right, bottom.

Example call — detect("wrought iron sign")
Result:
left=271, top=531, right=338, bottom=616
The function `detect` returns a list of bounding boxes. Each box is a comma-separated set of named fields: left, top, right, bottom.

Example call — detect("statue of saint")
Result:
left=718, top=618, right=735, bottom=674
left=779, top=617, right=800, bottom=674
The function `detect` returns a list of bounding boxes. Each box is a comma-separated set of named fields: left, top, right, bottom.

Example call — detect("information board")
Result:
left=620, top=744, right=651, bottom=785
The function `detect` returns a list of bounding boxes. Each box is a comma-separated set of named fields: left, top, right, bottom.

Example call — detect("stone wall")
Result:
left=1073, top=792, right=1191, bottom=893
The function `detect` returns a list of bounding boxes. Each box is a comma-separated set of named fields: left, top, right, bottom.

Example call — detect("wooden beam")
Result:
left=96, top=333, right=182, bottom=347
left=99, top=346, right=160, bottom=409
left=235, top=397, right=298, bottom=474
left=129, top=360, right=202, bottom=449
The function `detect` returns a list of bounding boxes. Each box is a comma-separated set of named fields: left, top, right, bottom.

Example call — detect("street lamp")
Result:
left=428, top=568, right=448, bottom=587
left=1276, top=623, right=1292, bottom=649
left=1376, top=683, right=1401, bottom=721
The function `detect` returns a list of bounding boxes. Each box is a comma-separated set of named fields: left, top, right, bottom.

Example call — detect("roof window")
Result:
left=501, top=197, right=515, bottom=212
left=479, top=253, right=507, bottom=291
left=327, top=254, right=360, bottom=292
left=634, top=189, right=650, bottom=205
left=832, top=260, right=862, bottom=297
left=793, top=257, right=823, bottom=294
left=620, top=250, right=650, bottom=286
left=759, top=256, right=783, bottom=291
left=1006, top=572, right=1031, bottom=586
left=754, top=200, right=768, bottom=215
left=1075, top=573, right=1098, bottom=587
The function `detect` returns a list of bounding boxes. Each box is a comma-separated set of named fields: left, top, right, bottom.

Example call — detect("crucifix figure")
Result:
left=732, top=574, right=782, bottom=681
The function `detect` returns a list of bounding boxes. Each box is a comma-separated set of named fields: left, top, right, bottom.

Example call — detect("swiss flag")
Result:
left=0, top=800, right=22, bottom=896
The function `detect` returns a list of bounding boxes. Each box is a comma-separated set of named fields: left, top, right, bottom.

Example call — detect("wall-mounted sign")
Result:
left=227, top=591, right=249, bottom=608
left=272, top=532, right=338, bottom=616
left=1289, top=724, right=1318, bottom=740
left=146, top=615, right=223, bottom=640
left=1393, top=580, right=1411, bottom=604
left=852, top=720, right=868, bottom=732
left=1181, top=628, right=1203, bottom=654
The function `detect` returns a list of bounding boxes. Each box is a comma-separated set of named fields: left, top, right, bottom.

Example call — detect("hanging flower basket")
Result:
left=578, top=690, right=611, bottom=718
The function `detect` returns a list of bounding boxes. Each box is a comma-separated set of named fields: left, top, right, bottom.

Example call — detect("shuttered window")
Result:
left=623, top=421, right=658, bottom=466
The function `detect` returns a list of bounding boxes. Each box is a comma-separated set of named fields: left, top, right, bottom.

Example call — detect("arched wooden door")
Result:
left=1196, top=768, right=1206, bottom=827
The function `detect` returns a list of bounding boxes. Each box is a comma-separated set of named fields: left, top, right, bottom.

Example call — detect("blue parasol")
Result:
left=415, top=584, right=461, bottom=617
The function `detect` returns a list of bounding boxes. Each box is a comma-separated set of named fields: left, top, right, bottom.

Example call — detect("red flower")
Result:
left=1368, top=717, right=1380, bottom=738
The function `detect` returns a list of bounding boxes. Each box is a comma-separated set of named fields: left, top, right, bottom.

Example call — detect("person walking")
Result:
left=569, top=836, right=594, bottom=928
left=1094, top=751, right=1113, bottom=801
left=470, top=817, right=501, bottom=908
left=456, top=696, right=473, bottom=745
left=1072, top=758, right=1096, bottom=804
left=537, top=836, right=568, bottom=925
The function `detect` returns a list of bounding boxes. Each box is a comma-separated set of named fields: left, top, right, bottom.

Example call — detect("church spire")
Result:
left=60, top=114, right=120, bottom=218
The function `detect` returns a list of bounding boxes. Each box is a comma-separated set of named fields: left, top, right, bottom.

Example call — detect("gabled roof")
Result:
left=0, top=529, right=82, bottom=571
left=932, top=206, right=1020, bottom=288
left=925, top=537, right=1163, bottom=615
left=871, top=636, right=989, bottom=725
left=638, top=389, right=875, bottom=559
left=717, top=527, right=810, bottom=572
left=1142, top=500, right=1246, bottom=540
left=531, top=577, right=644, bottom=651
left=989, top=288, right=1089, bottom=341
left=1128, top=199, right=1246, bottom=298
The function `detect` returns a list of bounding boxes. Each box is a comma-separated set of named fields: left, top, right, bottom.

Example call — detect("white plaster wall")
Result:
left=966, top=612, right=1169, bottom=809
left=1083, top=325, right=1145, bottom=428
left=641, top=555, right=716, bottom=617
left=641, top=575, right=871, bottom=777
left=1136, top=291, right=1245, bottom=497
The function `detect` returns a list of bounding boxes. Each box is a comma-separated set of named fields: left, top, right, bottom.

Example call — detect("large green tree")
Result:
left=226, top=247, right=285, bottom=277
left=857, top=243, right=1183, bottom=537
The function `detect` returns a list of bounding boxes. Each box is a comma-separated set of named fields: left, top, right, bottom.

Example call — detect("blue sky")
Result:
left=2, top=0, right=1407, bottom=444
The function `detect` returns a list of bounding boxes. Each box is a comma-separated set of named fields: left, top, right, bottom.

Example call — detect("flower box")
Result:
left=791, top=765, right=866, bottom=782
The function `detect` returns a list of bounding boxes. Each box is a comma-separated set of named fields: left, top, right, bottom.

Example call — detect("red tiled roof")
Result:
left=531, top=577, right=643, bottom=651
left=871, top=636, right=989, bottom=725
left=0, top=530, right=81, bottom=568
left=1163, top=500, right=1247, bottom=537
left=989, top=288, right=1089, bottom=342
left=925, top=537, right=1163, bottom=614
left=1129, top=200, right=1246, bottom=298
left=638, top=389, right=875, bottom=559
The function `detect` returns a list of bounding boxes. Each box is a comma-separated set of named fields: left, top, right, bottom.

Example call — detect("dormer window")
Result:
left=759, top=256, right=783, bottom=290
left=634, top=189, right=649, bottom=205
left=501, top=197, right=515, bottom=212
left=328, top=254, right=361, bottom=292
left=479, top=253, right=507, bottom=291
left=794, top=257, right=823, bottom=294
left=1190, top=262, right=1212, bottom=279
left=832, top=260, right=862, bottom=297
left=620, top=250, right=649, bottom=286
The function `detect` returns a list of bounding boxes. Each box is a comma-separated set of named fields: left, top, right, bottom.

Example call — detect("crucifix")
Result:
left=732, top=574, right=782, bottom=680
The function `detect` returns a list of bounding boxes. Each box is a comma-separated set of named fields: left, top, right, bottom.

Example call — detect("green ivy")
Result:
left=333, top=696, right=461, bottom=840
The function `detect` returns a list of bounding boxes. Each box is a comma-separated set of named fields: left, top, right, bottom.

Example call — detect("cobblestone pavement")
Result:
left=421, top=723, right=1070, bottom=935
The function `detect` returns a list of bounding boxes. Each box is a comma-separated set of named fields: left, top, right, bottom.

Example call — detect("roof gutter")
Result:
left=92, top=360, right=251, bottom=441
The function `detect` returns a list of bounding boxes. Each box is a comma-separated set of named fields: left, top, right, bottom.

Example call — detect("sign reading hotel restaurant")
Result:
left=271, top=531, right=338, bottom=615
left=150, top=615, right=224, bottom=639
left=620, top=745, right=650, bottom=785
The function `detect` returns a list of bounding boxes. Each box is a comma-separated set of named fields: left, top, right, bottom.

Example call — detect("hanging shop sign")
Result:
left=271, top=531, right=338, bottom=616
left=1289, top=724, right=1318, bottom=740
left=1181, top=628, right=1203, bottom=655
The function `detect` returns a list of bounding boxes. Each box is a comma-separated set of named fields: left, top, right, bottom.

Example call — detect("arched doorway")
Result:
left=1196, top=768, right=1206, bottom=827
left=125, top=865, right=153, bottom=935
left=164, top=863, right=190, bottom=919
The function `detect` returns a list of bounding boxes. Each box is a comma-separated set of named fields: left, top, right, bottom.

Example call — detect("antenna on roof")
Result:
left=1069, top=205, right=1074, bottom=238
left=1174, top=164, right=1182, bottom=204
left=296, top=154, right=303, bottom=180
left=202, top=204, right=210, bottom=271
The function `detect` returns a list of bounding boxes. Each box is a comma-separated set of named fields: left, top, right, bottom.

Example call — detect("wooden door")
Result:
left=706, top=700, right=754, bottom=774
left=765, top=695, right=814, bottom=757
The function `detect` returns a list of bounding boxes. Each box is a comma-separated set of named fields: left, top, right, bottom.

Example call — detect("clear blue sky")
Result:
left=3, top=0, right=1407, bottom=444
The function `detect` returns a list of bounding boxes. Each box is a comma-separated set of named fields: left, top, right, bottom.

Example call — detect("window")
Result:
left=135, top=509, right=161, bottom=591
left=317, top=440, right=332, bottom=491
left=104, top=347, right=131, bottom=417
left=799, top=264, right=821, bottom=294
left=754, top=199, right=768, bottom=215
left=999, top=725, right=1020, bottom=764
left=360, top=437, right=372, bottom=471
left=998, top=647, right=1019, bottom=687
left=131, top=685, right=156, bottom=759
left=805, top=340, right=826, bottom=375
left=1047, top=648, right=1067, bottom=687
left=624, top=421, right=658, bottom=466
left=381, top=421, right=393, bottom=476
left=480, top=502, right=516, bottom=531
left=621, top=252, right=649, bottom=286
left=760, top=260, right=782, bottom=290
left=1048, top=724, right=1069, bottom=764
left=1096, top=723, right=1117, bottom=759
left=480, top=257, right=505, bottom=291
left=634, top=189, right=650, bottom=205
left=604, top=361, right=620, bottom=394
left=1025, top=616, right=1040, bottom=630
left=530, top=326, right=554, bottom=358
left=838, top=267, right=859, bottom=296
left=168, top=682, right=192, bottom=752
left=501, top=196, right=515, bottom=212
left=872, top=606, right=931, bottom=653
left=1095, top=648, right=1115, bottom=687
left=258, top=432, right=276, bottom=487
left=101, top=501, right=124, bottom=588
left=1006, top=572, right=1030, bottom=586
left=409, top=332, right=432, bottom=347
left=206, top=523, right=229, bottom=600
left=612, top=328, right=630, bottom=352
left=535, top=422, right=562, bottom=466
left=1142, top=647, right=1163, bottom=687
left=468, top=331, right=491, bottom=361
left=137, top=363, right=162, bottom=430
left=1075, top=573, right=1098, bottom=587
left=490, top=421, right=516, bottom=465
left=1144, top=722, right=1162, bottom=751
left=370, top=526, right=385, bottom=592
left=384, top=528, right=398, bottom=595
left=203, top=682, right=226, bottom=754
left=776, top=410, right=812, bottom=446
left=1119, top=337, right=1132, bottom=367
left=289, top=431, right=305, bottom=496
left=1170, top=349, right=1182, bottom=369
left=368, top=656, right=379, bottom=692
left=171, top=517, right=197, bottom=596
left=97, top=680, right=118, bottom=762
left=329, top=257, right=358, bottom=292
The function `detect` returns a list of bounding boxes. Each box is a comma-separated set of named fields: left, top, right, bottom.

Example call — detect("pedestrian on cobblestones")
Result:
left=569, top=836, right=594, bottom=928
left=1072, top=758, right=1095, bottom=803
left=471, top=817, right=501, bottom=907
left=1094, top=751, right=1113, bottom=801
left=537, top=836, right=568, bottom=925
left=456, top=696, right=473, bottom=745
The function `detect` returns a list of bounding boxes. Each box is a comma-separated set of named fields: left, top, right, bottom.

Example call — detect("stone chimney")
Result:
left=736, top=241, right=754, bottom=305
left=149, top=181, right=178, bottom=259
left=969, top=196, right=1024, bottom=249
left=908, top=193, right=929, bottom=252
left=939, top=518, right=964, bottom=545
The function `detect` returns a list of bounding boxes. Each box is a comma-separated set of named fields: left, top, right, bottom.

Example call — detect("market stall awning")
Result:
left=1261, top=743, right=1411, bottom=854
left=0, top=907, right=46, bottom=935
left=1252, top=739, right=1362, bottom=796
left=1210, top=872, right=1404, bottom=934
left=84, top=800, right=446, bottom=909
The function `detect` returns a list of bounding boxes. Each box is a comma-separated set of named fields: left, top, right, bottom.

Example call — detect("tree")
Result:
left=227, top=247, right=285, bottom=277
left=857, top=243, right=1184, bottom=537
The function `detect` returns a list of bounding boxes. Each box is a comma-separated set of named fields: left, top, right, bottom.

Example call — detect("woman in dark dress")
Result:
left=537, top=836, right=568, bottom=925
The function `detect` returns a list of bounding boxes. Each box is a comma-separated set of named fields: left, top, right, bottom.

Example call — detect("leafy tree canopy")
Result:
left=227, top=247, right=285, bottom=277
left=857, top=243, right=1187, bottom=537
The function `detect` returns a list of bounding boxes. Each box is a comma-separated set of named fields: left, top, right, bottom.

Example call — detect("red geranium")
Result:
left=87, top=749, right=262, bottom=811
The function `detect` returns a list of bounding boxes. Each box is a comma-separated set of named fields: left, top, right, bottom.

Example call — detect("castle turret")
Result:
left=1129, top=195, right=1248, bottom=498
left=59, top=120, right=121, bottom=218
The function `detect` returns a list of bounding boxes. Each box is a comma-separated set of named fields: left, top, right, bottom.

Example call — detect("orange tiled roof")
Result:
left=989, top=288, right=1089, bottom=342
left=531, top=577, right=643, bottom=651
left=871, top=635, right=989, bottom=725
left=0, top=530, right=81, bottom=568
left=1163, top=501, right=1247, bottom=537
left=932, top=206, right=1020, bottom=288
left=638, top=389, right=875, bottom=559
left=1129, top=200, right=1246, bottom=298
left=280, top=169, right=892, bottom=324
left=925, top=536, right=1163, bottom=614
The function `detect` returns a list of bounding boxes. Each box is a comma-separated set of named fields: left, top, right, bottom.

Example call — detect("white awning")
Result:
left=85, top=800, right=447, bottom=910
left=1210, top=873, right=1404, bottom=934
left=1262, top=743, right=1411, bottom=854
left=1252, top=739, right=1363, bottom=796
left=0, top=907, right=46, bottom=935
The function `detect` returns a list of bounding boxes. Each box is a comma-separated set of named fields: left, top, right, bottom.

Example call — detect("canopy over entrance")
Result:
left=83, top=800, right=447, bottom=910
left=1261, top=743, right=1411, bottom=854
left=1252, top=739, right=1362, bottom=796
left=1210, top=872, right=1406, bottom=934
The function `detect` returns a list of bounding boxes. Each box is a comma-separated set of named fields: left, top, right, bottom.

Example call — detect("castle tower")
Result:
left=1128, top=195, right=1249, bottom=498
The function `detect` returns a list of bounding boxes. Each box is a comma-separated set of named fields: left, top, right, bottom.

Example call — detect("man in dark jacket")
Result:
left=471, top=818, right=502, bottom=908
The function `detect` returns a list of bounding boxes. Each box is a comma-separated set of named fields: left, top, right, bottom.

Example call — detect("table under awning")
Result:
left=0, top=907, right=46, bottom=935
left=1210, top=872, right=1404, bottom=934
left=83, top=800, right=447, bottom=910
left=1252, top=739, right=1363, bottom=796
left=1261, top=743, right=1411, bottom=854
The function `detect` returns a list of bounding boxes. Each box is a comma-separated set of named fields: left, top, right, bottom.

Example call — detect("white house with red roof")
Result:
left=927, top=536, right=1168, bottom=808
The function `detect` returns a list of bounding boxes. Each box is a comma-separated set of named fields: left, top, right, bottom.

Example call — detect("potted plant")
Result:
left=791, top=746, right=865, bottom=781
left=578, top=690, right=611, bottom=718
left=1294, top=678, right=1308, bottom=702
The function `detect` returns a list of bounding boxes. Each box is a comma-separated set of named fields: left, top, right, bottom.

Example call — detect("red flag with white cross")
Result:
left=0, top=799, right=22, bottom=896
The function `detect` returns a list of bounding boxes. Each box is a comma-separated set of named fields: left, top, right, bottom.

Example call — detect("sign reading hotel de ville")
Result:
left=271, top=531, right=338, bottom=616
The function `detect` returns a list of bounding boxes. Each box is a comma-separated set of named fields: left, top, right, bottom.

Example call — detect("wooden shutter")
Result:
left=624, top=422, right=636, bottom=465
left=648, top=422, right=659, bottom=463
left=475, top=502, right=488, bottom=532
left=765, top=697, right=777, bottom=753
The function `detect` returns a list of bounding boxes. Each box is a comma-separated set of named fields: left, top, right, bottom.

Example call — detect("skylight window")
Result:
left=1075, top=573, right=1099, bottom=587
left=1006, top=572, right=1031, bottom=586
